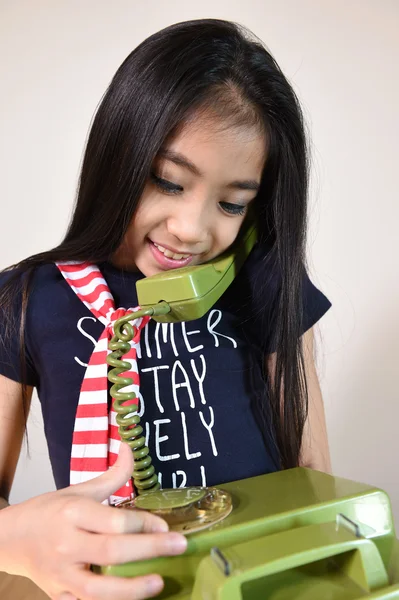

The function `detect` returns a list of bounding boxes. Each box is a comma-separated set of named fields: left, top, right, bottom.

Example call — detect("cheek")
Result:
left=128, top=195, right=160, bottom=240
left=214, top=220, right=243, bottom=254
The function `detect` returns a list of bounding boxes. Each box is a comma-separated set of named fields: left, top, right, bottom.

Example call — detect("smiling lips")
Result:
left=152, top=242, right=191, bottom=261
left=148, top=239, right=194, bottom=269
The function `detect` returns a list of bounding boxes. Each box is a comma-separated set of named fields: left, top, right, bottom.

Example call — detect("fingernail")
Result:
left=147, top=575, right=164, bottom=595
left=154, top=520, right=169, bottom=533
left=168, top=533, right=187, bottom=553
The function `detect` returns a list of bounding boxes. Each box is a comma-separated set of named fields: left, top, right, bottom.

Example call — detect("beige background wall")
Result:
left=1, top=1, right=398, bottom=520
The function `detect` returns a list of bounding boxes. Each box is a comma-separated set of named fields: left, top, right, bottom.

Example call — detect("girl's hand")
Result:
left=0, top=443, right=187, bottom=600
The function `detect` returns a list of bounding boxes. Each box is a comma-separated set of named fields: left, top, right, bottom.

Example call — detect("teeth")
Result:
left=153, top=242, right=190, bottom=261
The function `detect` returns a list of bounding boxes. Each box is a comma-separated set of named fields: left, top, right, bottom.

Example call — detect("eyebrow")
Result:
left=158, top=148, right=261, bottom=192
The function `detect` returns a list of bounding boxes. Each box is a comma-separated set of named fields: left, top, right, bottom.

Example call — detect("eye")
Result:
left=150, top=173, right=183, bottom=195
left=219, top=201, right=247, bottom=216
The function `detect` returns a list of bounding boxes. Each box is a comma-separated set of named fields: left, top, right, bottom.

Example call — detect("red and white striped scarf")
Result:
left=56, top=261, right=150, bottom=505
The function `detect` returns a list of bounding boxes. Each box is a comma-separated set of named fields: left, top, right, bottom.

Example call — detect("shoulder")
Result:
left=0, top=264, right=64, bottom=387
left=0, top=262, right=73, bottom=325
left=29, top=263, right=67, bottom=300
left=0, top=262, right=63, bottom=290
left=237, top=242, right=331, bottom=315
left=0, top=261, right=65, bottom=298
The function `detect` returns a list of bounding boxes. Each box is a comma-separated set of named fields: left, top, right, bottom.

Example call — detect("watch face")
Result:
left=116, top=486, right=233, bottom=534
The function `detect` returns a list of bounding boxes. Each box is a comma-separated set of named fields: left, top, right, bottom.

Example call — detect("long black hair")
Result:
left=0, top=18, right=309, bottom=469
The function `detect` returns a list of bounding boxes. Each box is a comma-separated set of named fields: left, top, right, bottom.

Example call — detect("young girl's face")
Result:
left=113, top=115, right=267, bottom=276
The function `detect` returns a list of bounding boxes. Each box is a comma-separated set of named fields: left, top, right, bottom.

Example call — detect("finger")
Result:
left=68, top=570, right=164, bottom=600
left=56, top=594, right=77, bottom=600
left=63, top=496, right=169, bottom=534
left=72, top=529, right=187, bottom=566
left=65, top=443, right=134, bottom=503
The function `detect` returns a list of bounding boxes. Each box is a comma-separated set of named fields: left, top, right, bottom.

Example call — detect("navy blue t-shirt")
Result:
left=0, top=245, right=331, bottom=491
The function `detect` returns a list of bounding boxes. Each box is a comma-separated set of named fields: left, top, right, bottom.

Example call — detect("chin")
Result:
left=136, top=263, right=154, bottom=277
left=135, top=258, right=162, bottom=277
left=143, top=267, right=160, bottom=277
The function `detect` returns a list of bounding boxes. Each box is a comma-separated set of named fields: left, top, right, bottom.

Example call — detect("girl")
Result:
left=0, top=18, right=331, bottom=600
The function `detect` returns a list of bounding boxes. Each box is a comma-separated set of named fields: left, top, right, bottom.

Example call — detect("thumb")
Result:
left=67, top=443, right=134, bottom=502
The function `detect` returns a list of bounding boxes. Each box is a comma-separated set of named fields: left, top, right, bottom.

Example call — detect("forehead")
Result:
left=161, top=116, right=268, bottom=179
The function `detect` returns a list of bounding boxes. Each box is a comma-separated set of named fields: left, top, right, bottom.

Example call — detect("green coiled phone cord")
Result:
left=107, top=302, right=170, bottom=494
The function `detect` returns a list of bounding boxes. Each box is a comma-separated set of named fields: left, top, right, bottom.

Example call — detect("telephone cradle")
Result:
left=93, top=468, right=399, bottom=599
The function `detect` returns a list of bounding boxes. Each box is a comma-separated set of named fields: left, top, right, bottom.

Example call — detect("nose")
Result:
left=166, top=203, right=209, bottom=249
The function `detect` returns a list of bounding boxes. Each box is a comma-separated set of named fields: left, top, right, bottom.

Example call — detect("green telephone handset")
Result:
left=106, top=219, right=257, bottom=531
left=136, top=218, right=257, bottom=322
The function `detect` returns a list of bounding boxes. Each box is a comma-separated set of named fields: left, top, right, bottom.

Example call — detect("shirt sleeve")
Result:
left=262, top=269, right=332, bottom=354
left=0, top=270, right=39, bottom=387
left=301, top=270, right=331, bottom=336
